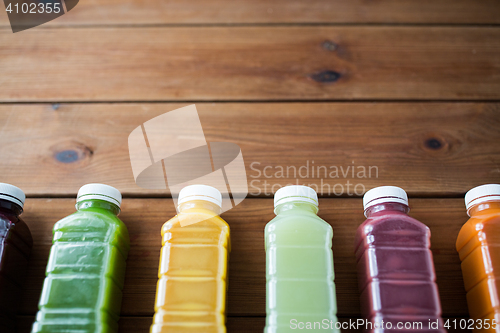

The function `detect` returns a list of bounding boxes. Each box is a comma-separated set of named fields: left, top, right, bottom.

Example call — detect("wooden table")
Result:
left=1, top=1, right=500, bottom=332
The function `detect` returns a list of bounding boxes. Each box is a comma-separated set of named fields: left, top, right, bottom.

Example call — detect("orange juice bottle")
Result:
left=151, top=185, right=230, bottom=333
left=457, top=184, right=500, bottom=332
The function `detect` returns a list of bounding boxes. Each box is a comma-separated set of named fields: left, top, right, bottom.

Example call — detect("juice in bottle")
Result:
left=457, top=184, right=500, bottom=332
left=32, top=184, right=130, bottom=333
left=265, top=185, right=338, bottom=333
left=355, top=186, right=445, bottom=332
left=151, top=184, right=230, bottom=333
left=0, top=183, right=33, bottom=333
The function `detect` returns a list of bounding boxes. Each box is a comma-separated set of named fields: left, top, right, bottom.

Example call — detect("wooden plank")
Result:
left=19, top=198, right=470, bottom=317
left=1, top=0, right=499, bottom=26
left=0, top=103, right=499, bottom=197
left=0, top=27, right=499, bottom=101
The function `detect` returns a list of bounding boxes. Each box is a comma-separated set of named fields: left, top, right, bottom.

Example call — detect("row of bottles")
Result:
left=0, top=182, right=499, bottom=333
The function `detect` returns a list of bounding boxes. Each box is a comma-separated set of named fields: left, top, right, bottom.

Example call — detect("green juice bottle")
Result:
left=32, top=184, right=130, bottom=333
left=265, top=185, right=339, bottom=333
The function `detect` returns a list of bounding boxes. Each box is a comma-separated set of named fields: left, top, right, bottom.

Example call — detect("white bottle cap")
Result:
left=363, top=186, right=408, bottom=216
left=177, top=184, right=222, bottom=208
left=465, top=184, right=500, bottom=215
left=0, top=183, right=25, bottom=208
left=76, top=183, right=122, bottom=208
left=274, top=185, right=318, bottom=214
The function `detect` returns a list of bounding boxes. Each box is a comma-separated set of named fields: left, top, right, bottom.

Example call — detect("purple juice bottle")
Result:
left=355, top=186, right=445, bottom=333
left=0, top=183, right=33, bottom=333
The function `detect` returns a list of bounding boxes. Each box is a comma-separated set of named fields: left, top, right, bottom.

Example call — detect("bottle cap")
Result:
left=363, top=186, right=408, bottom=216
left=0, top=183, right=25, bottom=208
left=76, top=183, right=122, bottom=208
left=465, top=184, right=500, bottom=215
left=274, top=185, right=318, bottom=214
left=178, top=184, right=222, bottom=208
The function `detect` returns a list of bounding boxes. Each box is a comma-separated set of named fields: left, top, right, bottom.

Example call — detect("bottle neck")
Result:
left=468, top=200, right=500, bottom=216
left=178, top=200, right=222, bottom=215
left=0, top=199, right=22, bottom=217
left=76, top=199, right=120, bottom=215
left=365, top=202, right=409, bottom=218
left=275, top=201, right=319, bottom=215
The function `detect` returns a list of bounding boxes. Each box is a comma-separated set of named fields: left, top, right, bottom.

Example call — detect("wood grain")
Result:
left=1, top=27, right=499, bottom=101
left=1, top=0, right=499, bottom=26
left=0, top=103, right=499, bottom=197
left=0, top=1, right=493, bottom=332
left=19, top=198, right=470, bottom=318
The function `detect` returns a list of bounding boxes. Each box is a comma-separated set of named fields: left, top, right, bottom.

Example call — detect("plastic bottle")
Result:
left=32, top=184, right=130, bottom=333
left=265, top=185, right=338, bottom=333
left=457, top=184, right=500, bottom=332
left=151, top=184, right=230, bottom=333
left=0, top=183, right=33, bottom=333
left=355, top=186, right=445, bottom=333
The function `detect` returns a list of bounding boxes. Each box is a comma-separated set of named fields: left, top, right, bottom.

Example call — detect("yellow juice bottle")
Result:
left=457, top=184, right=500, bottom=333
left=151, top=185, right=230, bottom=333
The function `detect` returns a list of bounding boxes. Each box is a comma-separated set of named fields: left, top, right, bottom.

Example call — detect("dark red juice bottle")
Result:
left=355, top=186, right=445, bottom=333
left=0, top=183, right=33, bottom=333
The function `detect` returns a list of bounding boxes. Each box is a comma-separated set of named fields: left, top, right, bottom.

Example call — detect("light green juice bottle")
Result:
left=265, top=185, right=339, bottom=333
left=32, top=184, right=130, bottom=333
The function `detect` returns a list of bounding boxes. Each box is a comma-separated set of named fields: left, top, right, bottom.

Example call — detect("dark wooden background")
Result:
left=1, top=1, right=500, bottom=332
